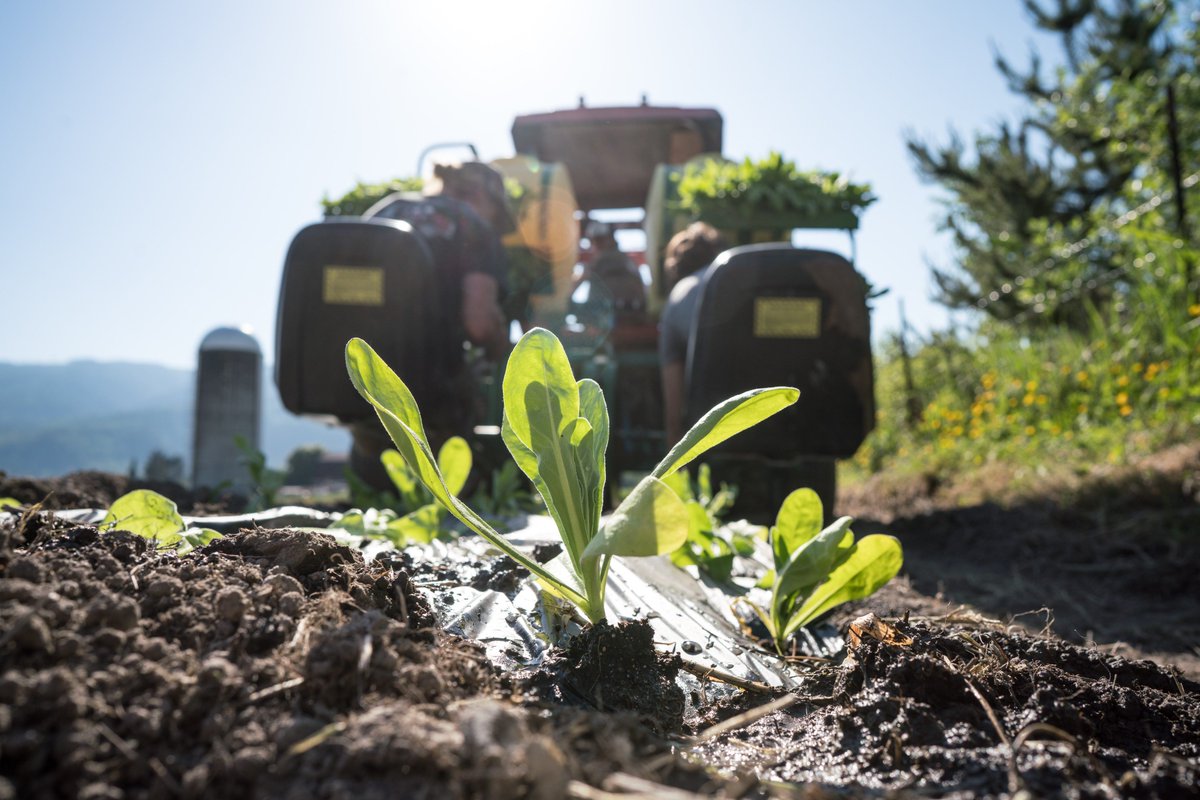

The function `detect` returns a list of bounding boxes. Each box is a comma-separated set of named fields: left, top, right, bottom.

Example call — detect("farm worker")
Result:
left=658, top=222, right=728, bottom=445
left=366, top=161, right=513, bottom=360
left=350, top=161, right=515, bottom=490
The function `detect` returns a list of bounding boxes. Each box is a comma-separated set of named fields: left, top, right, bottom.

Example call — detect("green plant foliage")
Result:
left=906, top=0, right=1198, bottom=325
left=100, top=489, right=222, bottom=552
left=0, top=497, right=20, bottom=511
left=853, top=235, right=1199, bottom=482
left=332, top=436, right=475, bottom=547
left=322, top=177, right=425, bottom=217
left=469, top=461, right=540, bottom=520
left=673, top=152, right=875, bottom=223
left=750, top=489, right=902, bottom=655
left=345, top=328, right=798, bottom=623
left=234, top=436, right=284, bottom=511
left=664, top=465, right=754, bottom=583
left=328, top=506, right=444, bottom=547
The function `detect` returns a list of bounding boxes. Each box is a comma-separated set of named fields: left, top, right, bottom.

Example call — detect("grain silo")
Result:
left=191, top=326, right=261, bottom=492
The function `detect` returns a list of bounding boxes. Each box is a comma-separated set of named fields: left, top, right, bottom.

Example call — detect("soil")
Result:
left=0, top=470, right=243, bottom=515
left=2, top=448, right=1198, bottom=798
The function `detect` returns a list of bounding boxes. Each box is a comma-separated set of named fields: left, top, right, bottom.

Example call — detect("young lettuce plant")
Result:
left=330, top=437, right=472, bottom=546
left=663, top=465, right=754, bottom=583
left=750, top=488, right=902, bottom=655
left=345, top=327, right=798, bottom=624
left=100, top=489, right=222, bottom=553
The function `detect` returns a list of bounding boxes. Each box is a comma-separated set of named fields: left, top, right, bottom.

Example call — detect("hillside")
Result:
left=0, top=361, right=348, bottom=477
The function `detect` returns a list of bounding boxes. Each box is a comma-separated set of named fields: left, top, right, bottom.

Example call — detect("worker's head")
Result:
left=664, top=222, right=727, bottom=286
left=427, top=161, right=516, bottom=234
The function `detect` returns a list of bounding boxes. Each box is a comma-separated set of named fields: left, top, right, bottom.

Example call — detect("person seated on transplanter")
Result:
left=658, top=222, right=729, bottom=446
left=349, top=161, right=515, bottom=490
left=581, top=221, right=646, bottom=316
left=365, top=161, right=514, bottom=360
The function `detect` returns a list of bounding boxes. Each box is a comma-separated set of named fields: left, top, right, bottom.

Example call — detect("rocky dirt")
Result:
left=1, top=452, right=1198, bottom=798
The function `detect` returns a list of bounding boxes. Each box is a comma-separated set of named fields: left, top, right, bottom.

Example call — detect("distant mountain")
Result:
left=0, top=361, right=348, bottom=478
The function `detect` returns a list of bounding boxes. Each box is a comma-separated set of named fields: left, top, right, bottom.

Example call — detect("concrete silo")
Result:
left=191, top=326, right=261, bottom=492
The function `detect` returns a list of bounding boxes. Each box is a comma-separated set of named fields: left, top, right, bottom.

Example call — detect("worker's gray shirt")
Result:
left=658, top=265, right=709, bottom=366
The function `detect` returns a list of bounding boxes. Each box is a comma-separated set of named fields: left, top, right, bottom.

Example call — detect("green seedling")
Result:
left=234, top=436, right=285, bottom=510
left=469, top=460, right=540, bottom=520
left=346, top=327, right=798, bottom=623
left=330, top=436, right=473, bottom=547
left=663, top=465, right=754, bottom=583
left=749, top=488, right=902, bottom=655
left=100, top=489, right=222, bottom=553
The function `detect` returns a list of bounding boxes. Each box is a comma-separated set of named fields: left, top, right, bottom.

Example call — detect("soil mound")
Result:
left=0, top=470, right=242, bottom=514
left=697, top=617, right=1200, bottom=797
left=0, top=524, right=722, bottom=799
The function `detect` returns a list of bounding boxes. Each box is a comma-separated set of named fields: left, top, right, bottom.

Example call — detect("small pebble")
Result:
left=278, top=591, right=304, bottom=616
left=215, top=588, right=248, bottom=622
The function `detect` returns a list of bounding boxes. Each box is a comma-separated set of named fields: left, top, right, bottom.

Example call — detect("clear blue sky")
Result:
left=0, top=0, right=1059, bottom=369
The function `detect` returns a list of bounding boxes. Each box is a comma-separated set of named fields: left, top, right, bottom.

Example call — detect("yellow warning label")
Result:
left=323, top=266, right=384, bottom=306
left=754, top=297, right=821, bottom=338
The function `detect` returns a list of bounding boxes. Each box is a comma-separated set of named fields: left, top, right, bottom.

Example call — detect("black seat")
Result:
left=275, top=218, right=450, bottom=421
left=685, top=244, right=875, bottom=459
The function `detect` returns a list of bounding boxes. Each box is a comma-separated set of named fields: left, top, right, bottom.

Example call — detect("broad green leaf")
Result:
left=437, top=436, right=473, bottom=497
left=651, top=387, right=799, bottom=480
left=502, top=328, right=580, bottom=447
left=182, top=528, right=223, bottom=548
left=773, top=517, right=854, bottom=610
left=783, top=534, right=903, bottom=639
left=346, top=338, right=585, bottom=608
left=502, top=329, right=592, bottom=567
left=0, top=497, right=21, bottom=511
left=686, top=500, right=712, bottom=535
left=772, top=488, right=825, bottom=571
left=661, top=469, right=693, bottom=502
left=387, top=504, right=440, bottom=545
left=381, top=449, right=419, bottom=498
left=521, top=381, right=590, bottom=564
left=583, top=476, right=689, bottom=559
left=576, top=378, right=608, bottom=536
left=101, top=490, right=185, bottom=547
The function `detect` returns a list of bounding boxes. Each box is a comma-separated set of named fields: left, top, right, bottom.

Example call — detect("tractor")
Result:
left=275, top=102, right=875, bottom=519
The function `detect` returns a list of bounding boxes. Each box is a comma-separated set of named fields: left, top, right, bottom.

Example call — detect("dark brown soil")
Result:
left=540, top=619, right=686, bottom=734
left=0, top=470, right=244, bottom=515
left=0, top=521, right=721, bottom=800
left=695, top=618, right=1200, bottom=799
left=841, top=443, right=1200, bottom=680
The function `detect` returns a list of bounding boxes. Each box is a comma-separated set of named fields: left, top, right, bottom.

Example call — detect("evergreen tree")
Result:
left=909, top=0, right=1198, bottom=327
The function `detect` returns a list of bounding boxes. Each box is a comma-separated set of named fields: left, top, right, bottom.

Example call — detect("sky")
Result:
left=0, top=0, right=1062, bottom=369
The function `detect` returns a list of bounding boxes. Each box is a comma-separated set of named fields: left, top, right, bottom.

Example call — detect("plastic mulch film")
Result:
left=6, top=505, right=840, bottom=696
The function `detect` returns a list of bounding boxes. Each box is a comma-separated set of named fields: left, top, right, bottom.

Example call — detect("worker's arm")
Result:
left=462, top=272, right=509, bottom=361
